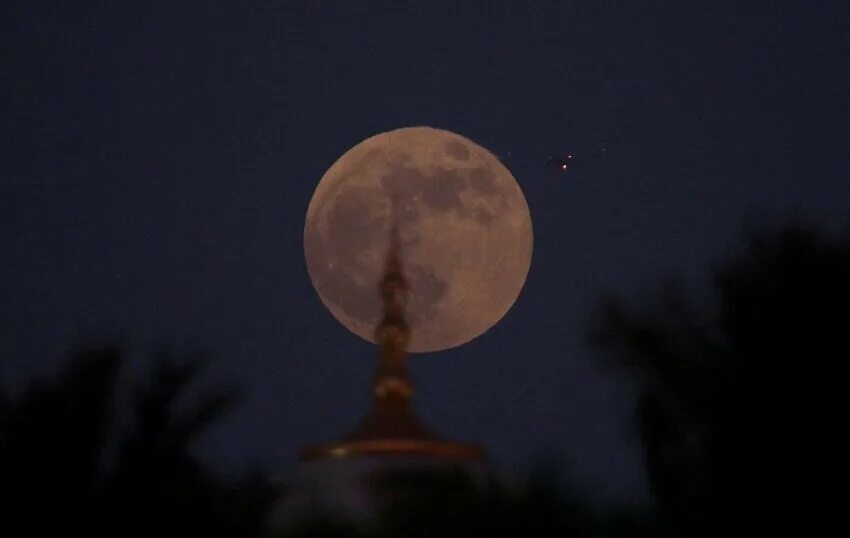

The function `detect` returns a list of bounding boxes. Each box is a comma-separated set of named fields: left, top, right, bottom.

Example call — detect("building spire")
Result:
left=299, top=219, right=484, bottom=461
left=373, top=224, right=413, bottom=399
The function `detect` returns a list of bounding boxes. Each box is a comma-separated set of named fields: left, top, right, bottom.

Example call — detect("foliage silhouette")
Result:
left=0, top=346, right=277, bottom=537
left=590, top=225, right=850, bottom=536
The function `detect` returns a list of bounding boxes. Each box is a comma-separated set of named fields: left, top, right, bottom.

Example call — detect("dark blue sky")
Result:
left=2, top=2, right=848, bottom=503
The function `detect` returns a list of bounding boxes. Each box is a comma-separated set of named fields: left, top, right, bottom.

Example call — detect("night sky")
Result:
left=2, top=2, right=849, bottom=503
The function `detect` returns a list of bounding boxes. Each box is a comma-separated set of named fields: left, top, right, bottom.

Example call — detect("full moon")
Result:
left=304, top=126, right=533, bottom=353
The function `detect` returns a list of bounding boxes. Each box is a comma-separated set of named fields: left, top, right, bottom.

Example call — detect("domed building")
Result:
left=274, top=229, right=488, bottom=526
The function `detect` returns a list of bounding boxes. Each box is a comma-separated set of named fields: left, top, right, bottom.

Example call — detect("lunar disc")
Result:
left=304, top=126, right=533, bottom=353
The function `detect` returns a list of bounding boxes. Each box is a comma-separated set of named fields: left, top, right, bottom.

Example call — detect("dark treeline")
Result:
left=590, top=223, right=849, bottom=536
left=0, top=348, right=276, bottom=537
left=2, top=223, right=846, bottom=536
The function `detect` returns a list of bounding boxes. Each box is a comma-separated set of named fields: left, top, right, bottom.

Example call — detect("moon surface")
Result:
left=304, top=126, right=533, bottom=353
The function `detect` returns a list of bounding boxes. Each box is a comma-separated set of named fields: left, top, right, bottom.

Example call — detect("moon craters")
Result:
left=445, top=141, right=470, bottom=161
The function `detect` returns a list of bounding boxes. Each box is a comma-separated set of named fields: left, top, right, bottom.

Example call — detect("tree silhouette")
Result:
left=590, top=225, right=850, bottom=536
left=0, top=347, right=119, bottom=532
left=0, top=346, right=277, bottom=537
